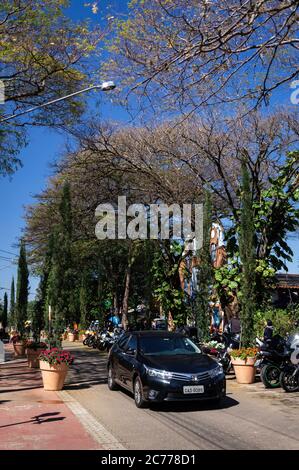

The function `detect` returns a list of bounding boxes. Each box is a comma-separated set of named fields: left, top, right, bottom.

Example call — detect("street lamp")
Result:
left=0, top=81, right=116, bottom=123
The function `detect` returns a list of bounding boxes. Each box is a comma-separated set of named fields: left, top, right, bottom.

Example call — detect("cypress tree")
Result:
left=33, top=233, right=55, bottom=339
left=239, top=162, right=256, bottom=347
left=16, top=240, right=29, bottom=336
left=2, top=292, right=8, bottom=330
left=79, top=271, right=89, bottom=329
left=195, top=191, right=213, bottom=341
left=9, top=277, right=15, bottom=328
left=46, top=182, right=78, bottom=342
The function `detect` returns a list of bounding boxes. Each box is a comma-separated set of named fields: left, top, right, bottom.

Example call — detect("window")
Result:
left=124, top=335, right=137, bottom=352
left=118, top=334, right=130, bottom=350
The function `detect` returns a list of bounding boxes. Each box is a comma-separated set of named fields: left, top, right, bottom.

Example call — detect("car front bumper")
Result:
left=142, top=375, right=226, bottom=402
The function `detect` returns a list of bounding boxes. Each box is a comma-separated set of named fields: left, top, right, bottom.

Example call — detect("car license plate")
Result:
left=183, top=385, right=204, bottom=394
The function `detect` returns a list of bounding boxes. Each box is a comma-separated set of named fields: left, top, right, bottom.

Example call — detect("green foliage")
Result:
left=253, top=307, right=299, bottom=339
left=15, top=240, right=29, bottom=336
left=152, top=241, right=187, bottom=327
left=2, top=292, right=8, bottom=329
left=9, top=277, right=15, bottom=328
left=46, top=182, right=78, bottom=340
left=195, top=191, right=213, bottom=341
left=0, top=0, right=101, bottom=176
left=239, top=161, right=256, bottom=347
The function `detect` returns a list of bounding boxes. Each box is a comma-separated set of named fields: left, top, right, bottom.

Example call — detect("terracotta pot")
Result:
left=231, top=357, right=256, bottom=384
left=68, top=333, right=76, bottom=342
left=27, top=349, right=44, bottom=368
left=13, top=342, right=26, bottom=357
left=39, top=361, right=69, bottom=391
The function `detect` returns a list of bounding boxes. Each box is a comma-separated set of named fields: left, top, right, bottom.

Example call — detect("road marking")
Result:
left=58, top=390, right=126, bottom=450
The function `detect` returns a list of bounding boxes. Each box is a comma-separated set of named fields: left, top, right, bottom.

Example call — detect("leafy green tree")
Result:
left=9, top=277, right=15, bottom=328
left=16, top=240, right=29, bottom=336
left=0, top=0, right=103, bottom=176
left=239, top=162, right=256, bottom=347
left=195, top=191, right=213, bottom=341
left=152, top=241, right=187, bottom=329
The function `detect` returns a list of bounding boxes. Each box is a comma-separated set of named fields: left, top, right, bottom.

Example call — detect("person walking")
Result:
left=229, top=314, right=241, bottom=334
left=263, top=320, right=274, bottom=344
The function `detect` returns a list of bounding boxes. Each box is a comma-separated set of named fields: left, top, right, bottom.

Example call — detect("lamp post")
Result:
left=0, top=81, right=116, bottom=123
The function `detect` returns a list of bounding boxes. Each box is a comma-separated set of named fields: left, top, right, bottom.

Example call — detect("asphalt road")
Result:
left=62, top=342, right=299, bottom=450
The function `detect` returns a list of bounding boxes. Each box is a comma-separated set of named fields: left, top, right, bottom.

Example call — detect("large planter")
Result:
left=68, top=333, right=76, bottom=342
left=231, top=357, right=256, bottom=384
left=27, top=349, right=44, bottom=368
left=13, top=342, right=26, bottom=357
left=39, top=361, right=69, bottom=391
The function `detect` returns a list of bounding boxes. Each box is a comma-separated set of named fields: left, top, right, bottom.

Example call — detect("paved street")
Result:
left=62, top=342, right=299, bottom=450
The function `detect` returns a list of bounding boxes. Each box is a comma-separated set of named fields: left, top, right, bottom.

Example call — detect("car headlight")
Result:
left=145, top=366, right=173, bottom=381
left=209, top=365, right=224, bottom=378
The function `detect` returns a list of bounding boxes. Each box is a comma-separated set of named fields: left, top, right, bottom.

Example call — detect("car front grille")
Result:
left=171, top=371, right=210, bottom=382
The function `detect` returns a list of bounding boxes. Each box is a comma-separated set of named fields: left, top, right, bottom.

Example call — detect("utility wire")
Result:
left=0, top=249, right=17, bottom=256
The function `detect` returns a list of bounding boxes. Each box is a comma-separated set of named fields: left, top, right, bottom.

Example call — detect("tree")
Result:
left=108, top=0, right=299, bottom=116
left=16, top=240, right=29, bottom=336
left=2, top=292, right=8, bottom=330
left=152, top=241, right=187, bottom=330
left=239, top=162, right=257, bottom=347
left=9, top=277, right=15, bottom=328
left=0, top=0, right=106, bottom=176
left=79, top=270, right=89, bottom=329
left=195, top=191, right=213, bottom=341
left=46, top=182, right=78, bottom=340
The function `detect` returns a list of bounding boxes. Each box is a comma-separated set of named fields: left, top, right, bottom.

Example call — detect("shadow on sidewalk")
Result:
left=0, top=412, right=65, bottom=428
left=64, top=349, right=108, bottom=390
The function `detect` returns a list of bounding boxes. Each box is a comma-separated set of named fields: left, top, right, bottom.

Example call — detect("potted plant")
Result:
left=79, top=329, right=87, bottom=341
left=11, top=334, right=26, bottom=357
left=39, top=348, right=74, bottom=391
left=230, top=348, right=258, bottom=384
left=26, top=340, right=47, bottom=368
left=68, top=329, right=78, bottom=342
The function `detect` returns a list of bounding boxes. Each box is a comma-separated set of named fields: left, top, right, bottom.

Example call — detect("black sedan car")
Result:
left=107, top=331, right=226, bottom=408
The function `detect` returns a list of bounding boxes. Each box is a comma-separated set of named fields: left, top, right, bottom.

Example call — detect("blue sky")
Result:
left=0, top=1, right=298, bottom=303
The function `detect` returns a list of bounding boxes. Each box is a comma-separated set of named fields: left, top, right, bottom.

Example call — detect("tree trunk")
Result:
left=122, top=267, right=131, bottom=330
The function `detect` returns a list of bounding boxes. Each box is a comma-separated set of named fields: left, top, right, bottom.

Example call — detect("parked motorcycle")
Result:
left=255, top=335, right=290, bottom=388
left=279, top=332, right=299, bottom=393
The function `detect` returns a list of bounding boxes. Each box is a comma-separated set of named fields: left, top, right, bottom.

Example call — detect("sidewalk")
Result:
left=0, top=344, right=101, bottom=450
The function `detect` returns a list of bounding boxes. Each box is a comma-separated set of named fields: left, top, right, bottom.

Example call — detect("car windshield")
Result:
left=139, top=336, right=201, bottom=356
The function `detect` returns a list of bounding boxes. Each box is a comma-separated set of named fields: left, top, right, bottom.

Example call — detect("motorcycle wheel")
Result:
left=260, top=364, right=281, bottom=388
left=280, top=368, right=299, bottom=393
left=97, top=341, right=106, bottom=351
left=83, top=337, right=89, bottom=346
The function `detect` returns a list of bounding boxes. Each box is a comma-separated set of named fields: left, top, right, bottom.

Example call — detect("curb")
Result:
left=58, top=390, right=126, bottom=450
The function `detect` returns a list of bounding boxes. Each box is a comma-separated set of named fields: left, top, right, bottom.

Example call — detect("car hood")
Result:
left=141, top=353, right=217, bottom=373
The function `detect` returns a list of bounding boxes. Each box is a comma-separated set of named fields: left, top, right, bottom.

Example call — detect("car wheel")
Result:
left=107, top=364, right=118, bottom=391
left=212, top=393, right=226, bottom=408
left=134, top=377, right=147, bottom=408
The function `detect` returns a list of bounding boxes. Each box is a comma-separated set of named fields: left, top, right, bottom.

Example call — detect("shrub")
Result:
left=254, top=307, right=299, bottom=339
